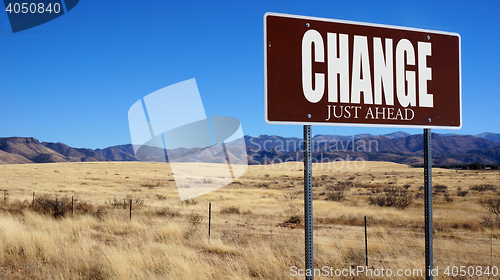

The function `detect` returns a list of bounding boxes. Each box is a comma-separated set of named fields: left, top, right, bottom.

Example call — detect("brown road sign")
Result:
left=264, top=13, right=461, bottom=129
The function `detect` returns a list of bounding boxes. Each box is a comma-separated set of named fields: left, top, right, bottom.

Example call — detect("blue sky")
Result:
left=0, top=0, right=499, bottom=149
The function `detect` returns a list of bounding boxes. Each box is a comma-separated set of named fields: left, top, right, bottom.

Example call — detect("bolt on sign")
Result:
left=264, top=13, right=461, bottom=129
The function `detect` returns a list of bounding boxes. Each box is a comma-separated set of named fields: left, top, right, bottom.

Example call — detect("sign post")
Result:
left=424, top=128, right=433, bottom=279
left=303, top=125, right=313, bottom=280
left=264, top=13, right=460, bottom=279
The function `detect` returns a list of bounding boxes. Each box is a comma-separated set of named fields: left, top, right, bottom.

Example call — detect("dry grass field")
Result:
left=0, top=161, right=499, bottom=279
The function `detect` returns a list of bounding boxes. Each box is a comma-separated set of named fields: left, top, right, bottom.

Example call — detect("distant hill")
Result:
left=463, top=145, right=500, bottom=163
left=94, top=145, right=138, bottom=161
left=0, top=137, right=66, bottom=163
left=476, top=132, right=500, bottom=143
left=0, top=149, right=32, bottom=164
left=355, top=134, right=497, bottom=154
left=243, top=133, right=499, bottom=166
left=381, top=131, right=411, bottom=139
left=41, top=142, right=105, bottom=162
left=0, top=132, right=498, bottom=166
left=0, top=137, right=128, bottom=163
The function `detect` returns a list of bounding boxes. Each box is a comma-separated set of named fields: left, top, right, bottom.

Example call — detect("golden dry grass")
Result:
left=0, top=161, right=499, bottom=279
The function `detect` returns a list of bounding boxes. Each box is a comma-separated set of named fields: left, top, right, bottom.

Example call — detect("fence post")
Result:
left=208, top=202, right=212, bottom=241
left=71, top=196, right=74, bottom=217
left=32, top=191, right=35, bottom=208
left=3, top=190, right=6, bottom=200
left=364, top=216, right=368, bottom=267
left=129, top=199, right=132, bottom=220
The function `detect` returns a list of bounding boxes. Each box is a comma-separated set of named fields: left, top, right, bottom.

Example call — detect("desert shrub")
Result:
left=284, top=215, right=301, bottom=224
left=107, top=198, right=126, bottom=208
left=480, top=215, right=500, bottom=228
left=94, top=208, right=105, bottom=221
left=343, top=249, right=365, bottom=265
left=479, top=198, right=500, bottom=216
left=155, top=194, right=167, bottom=200
left=32, top=195, right=93, bottom=218
left=259, top=182, right=270, bottom=188
left=33, top=196, right=68, bottom=218
left=361, top=183, right=385, bottom=190
left=444, top=192, right=453, bottom=203
left=458, top=221, right=481, bottom=231
left=156, top=206, right=180, bottom=217
left=337, top=180, right=354, bottom=190
left=367, top=187, right=413, bottom=209
left=471, top=184, right=497, bottom=192
left=0, top=199, right=30, bottom=215
left=184, top=212, right=203, bottom=239
left=72, top=198, right=94, bottom=214
left=457, top=190, right=469, bottom=197
left=311, top=181, right=321, bottom=188
left=220, top=206, right=240, bottom=214
left=127, top=195, right=144, bottom=206
left=434, top=184, right=448, bottom=193
left=326, top=180, right=354, bottom=193
left=181, top=198, right=198, bottom=206
left=188, top=212, right=203, bottom=226
left=369, top=189, right=380, bottom=194
left=107, top=196, right=143, bottom=209
left=338, top=214, right=360, bottom=226
left=325, top=191, right=346, bottom=202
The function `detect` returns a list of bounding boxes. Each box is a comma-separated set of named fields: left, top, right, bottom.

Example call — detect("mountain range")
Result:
left=0, top=132, right=499, bottom=166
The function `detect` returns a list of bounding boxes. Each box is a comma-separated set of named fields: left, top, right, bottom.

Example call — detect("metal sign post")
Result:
left=303, top=125, right=314, bottom=280
left=424, top=128, right=433, bottom=279
left=265, top=13, right=460, bottom=280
